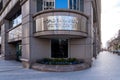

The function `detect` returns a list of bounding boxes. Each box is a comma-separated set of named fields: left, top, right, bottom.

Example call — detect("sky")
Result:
left=101, top=0, right=120, bottom=48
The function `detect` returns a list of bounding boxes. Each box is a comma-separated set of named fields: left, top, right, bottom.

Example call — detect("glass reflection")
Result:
left=37, top=0, right=84, bottom=12
left=51, top=39, right=68, bottom=58
left=37, top=0, right=43, bottom=12
left=69, top=0, right=84, bottom=11
left=55, top=0, right=68, bottom=9
left=12, top=15, right=22, bottom=27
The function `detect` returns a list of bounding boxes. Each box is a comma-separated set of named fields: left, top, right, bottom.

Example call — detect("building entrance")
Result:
left=51, top=39, right=68, bottom=58
left=16, top=42, right=22, bottom=61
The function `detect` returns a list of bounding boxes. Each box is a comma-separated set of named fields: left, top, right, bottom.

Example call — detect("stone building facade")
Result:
left=0, top=0, right=101, bottom=69
left=108, top=30, right=120, bottom=51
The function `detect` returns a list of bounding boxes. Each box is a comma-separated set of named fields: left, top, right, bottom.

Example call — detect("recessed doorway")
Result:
left=51, top=39, right=68, bottom=58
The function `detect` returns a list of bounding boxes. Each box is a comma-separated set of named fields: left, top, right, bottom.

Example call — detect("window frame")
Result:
left=43, top=0, right=55, bottom=10
left=37, top=0, right=84, bottom=12
left=69, top=0, right=84, bottom=12
left=10, top=10, right=22, bottom=28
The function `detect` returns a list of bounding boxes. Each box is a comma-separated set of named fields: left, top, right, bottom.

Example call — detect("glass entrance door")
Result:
left=16, top=42, right=22, bottom=61
left=51, top=39, right=68, bottom=58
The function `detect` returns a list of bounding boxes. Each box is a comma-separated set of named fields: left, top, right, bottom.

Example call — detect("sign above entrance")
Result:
left=44, top=16, right=78, bottom=30
left=35, top=15, right=87, bottom=32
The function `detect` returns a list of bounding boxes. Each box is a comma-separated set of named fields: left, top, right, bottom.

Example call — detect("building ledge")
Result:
left=33, top=9, right=89, bottom=19
left=34, top=30, right=87, bottom=38
left=33, top=9, right=88, bottom=38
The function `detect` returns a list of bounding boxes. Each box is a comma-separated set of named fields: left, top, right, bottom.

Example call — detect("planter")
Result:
left=32, top=63, right=91, bottom=72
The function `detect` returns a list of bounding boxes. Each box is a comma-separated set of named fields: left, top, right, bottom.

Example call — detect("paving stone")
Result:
left=0, top=51, right=120, bottom=80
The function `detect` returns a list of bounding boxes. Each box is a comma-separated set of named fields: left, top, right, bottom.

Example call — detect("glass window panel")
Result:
left=51, top=39, right=68, bottom=58
left=80, top=0, right=84, bottom=12
left=44, top=0, right=54, bottom=10
left=36, top=0, right=84, bottom=12
left=55, top=0, right=68, bottom=9
left=12, top=14, right=22, bottom=27
left=74, top=0, right=77, bottom=10
left=37, top=0, right=43, bottom=12
left=37, top=0, right=54, bottom=11
left=69, top=0, right=84, bottom=12
left=77, top=0, right=80, bottom=10
left=69, top=0, right=72, bottom=9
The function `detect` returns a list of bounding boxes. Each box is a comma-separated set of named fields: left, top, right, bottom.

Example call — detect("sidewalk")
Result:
left=0, top=52, right=120, bottom=80
left=0, top=56, right=23, bottom=72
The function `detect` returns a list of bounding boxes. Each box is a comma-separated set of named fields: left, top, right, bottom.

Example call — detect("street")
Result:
left=0, top=51, right=120, bottom=80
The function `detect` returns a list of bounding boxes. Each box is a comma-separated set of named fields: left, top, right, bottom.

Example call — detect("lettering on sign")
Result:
left=43, top=16, right=79, bottom=30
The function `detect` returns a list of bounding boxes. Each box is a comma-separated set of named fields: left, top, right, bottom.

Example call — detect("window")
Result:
left=51, top=39, right=68, bottom=58
left=44, top=0, right=54, bottom=10
left=37, top=0, right=84, bottom=12
left=37, top=0, right=54, bottom=12
left=80, top=0, right=84, bottom=11
left=16, top=42, right=22, bottom=61
left=37, top=0, right=43, bottom=12
left=10, top=10, right=22, bottom=28
left=12, top=15, right=22, bottom=27
left=55, top=0, right=68, bottom=9
left=69, top=0, right=84, bottom=12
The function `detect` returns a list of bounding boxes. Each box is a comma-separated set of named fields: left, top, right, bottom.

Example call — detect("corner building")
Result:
left=0, top=0, right=101, bottom=69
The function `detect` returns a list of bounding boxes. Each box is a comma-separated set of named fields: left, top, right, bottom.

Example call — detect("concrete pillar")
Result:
left=83, top=0, right=94, bottom=64
left=93, top=23, right=97, bottom=58
left=21, top=0, right=50, bottom=68
left=1, top=20, right=16, bottom=60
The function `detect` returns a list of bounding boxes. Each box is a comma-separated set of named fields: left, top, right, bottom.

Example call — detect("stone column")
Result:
left=1, top=20, right=16, bottom=60
left=21, top=0, right=50, bottom=68
left=93, top=22, right=97, bottom=58
left=82, top=0, right=94, bottom=64
left=67, top=0, right=94, bottom=66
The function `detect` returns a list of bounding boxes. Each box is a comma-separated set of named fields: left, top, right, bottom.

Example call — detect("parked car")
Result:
left=113, top=50, right=120, bottom=54
left=117, top=50, right=120, bottom=55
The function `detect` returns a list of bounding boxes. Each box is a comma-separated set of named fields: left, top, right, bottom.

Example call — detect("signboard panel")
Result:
left=44, top=16, right=78, bottom=30
left=36, top=15, right=87, bottom=32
